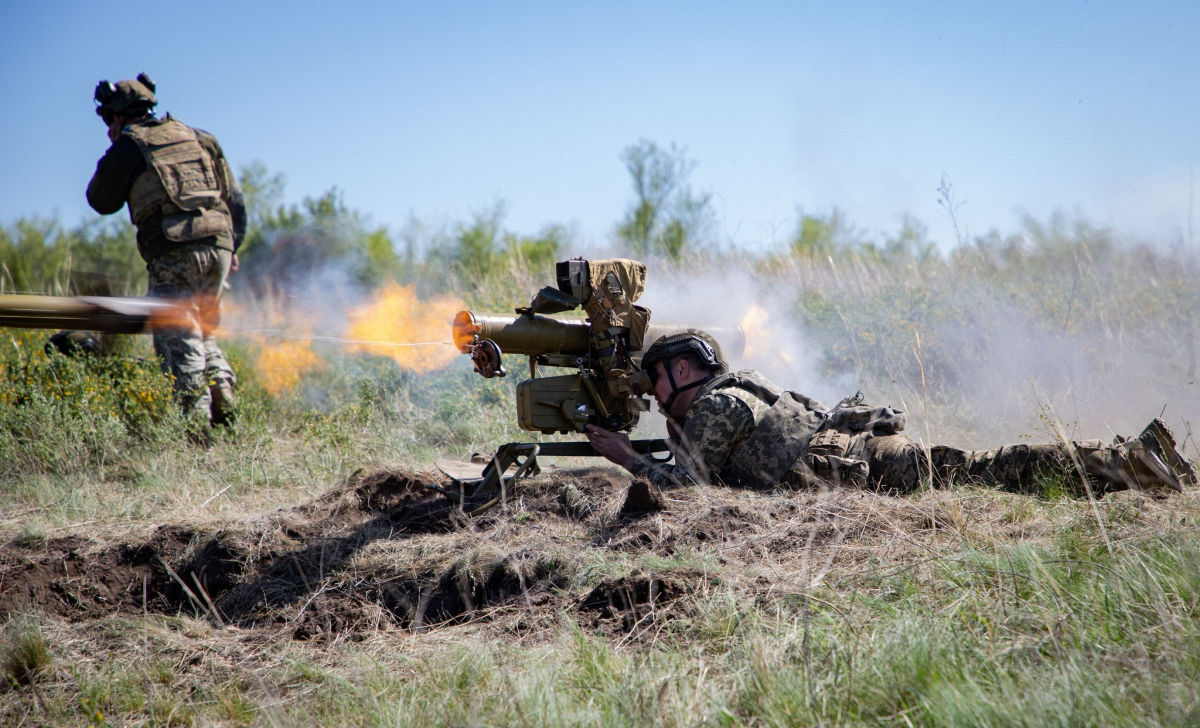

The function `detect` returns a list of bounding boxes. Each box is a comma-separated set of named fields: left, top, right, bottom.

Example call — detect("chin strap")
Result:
left=660, top=359, right=713, bottom=416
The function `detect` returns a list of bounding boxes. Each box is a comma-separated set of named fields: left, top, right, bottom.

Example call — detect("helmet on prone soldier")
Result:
left=641, top=329, right=729, bottom=376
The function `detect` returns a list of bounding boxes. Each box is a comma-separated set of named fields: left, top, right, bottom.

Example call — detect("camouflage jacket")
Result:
left=629, top=370, right=906, bottom=489
left=628, top=370, right=822, bottom=488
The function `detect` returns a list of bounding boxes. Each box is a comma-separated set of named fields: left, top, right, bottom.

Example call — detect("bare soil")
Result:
left=0, top=467, right=1178, bottom=642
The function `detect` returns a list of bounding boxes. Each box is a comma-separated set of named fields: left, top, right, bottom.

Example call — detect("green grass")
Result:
left=1, top=621, right=52, bottom=688
left=1, top=491, right=1198, bottom=726
left=2, top=213, right=1199, bottom=726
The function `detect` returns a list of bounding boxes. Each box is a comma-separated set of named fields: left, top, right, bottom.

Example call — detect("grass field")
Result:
left=2, top=227, right=1199, bottom=726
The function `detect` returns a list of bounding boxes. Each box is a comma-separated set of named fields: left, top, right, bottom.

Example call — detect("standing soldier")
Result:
left=87, top=73, right=245, bottom=426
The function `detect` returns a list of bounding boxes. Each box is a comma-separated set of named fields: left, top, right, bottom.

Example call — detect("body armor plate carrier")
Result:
left=126, top=117, right=232, bottom=244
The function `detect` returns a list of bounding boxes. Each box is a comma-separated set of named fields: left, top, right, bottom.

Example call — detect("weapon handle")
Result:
left=434, top=438, right=672, bottom=517
left=531, top=439, right=669, bottom=457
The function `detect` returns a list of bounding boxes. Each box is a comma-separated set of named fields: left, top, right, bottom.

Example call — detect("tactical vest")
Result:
left=708, top=371, right=906, bottom=489
left=125, top=117, right=233, bottom=247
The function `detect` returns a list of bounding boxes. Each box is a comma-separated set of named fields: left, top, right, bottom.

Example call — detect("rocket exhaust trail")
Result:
left=0, top=294, right=176, bottom=333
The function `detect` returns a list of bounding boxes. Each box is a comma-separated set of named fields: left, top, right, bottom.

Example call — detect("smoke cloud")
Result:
left=635, top=247, right=1199, bottom=456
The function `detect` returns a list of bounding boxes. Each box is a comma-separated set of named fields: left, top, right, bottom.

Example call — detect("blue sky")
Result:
left=2, top=1, right=1198, bottom=251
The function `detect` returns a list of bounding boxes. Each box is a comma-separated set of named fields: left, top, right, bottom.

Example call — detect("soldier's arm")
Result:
left=86, top=136, right=142, bottom=215
left=628, top=393, right=755, bottom=488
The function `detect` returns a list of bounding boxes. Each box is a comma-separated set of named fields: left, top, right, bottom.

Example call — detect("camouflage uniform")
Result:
left=88, top=114, right=245, bottom=418
left=145, top=244, right=236, bottom=412
left=629, top=369, right=1196, bottom=495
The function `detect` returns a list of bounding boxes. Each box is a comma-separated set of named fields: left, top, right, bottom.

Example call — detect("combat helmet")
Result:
left=94, top=73, right=157, bottom=123
left=639, top=329, right=728, bottom=415
left=640, top=328, right=729, bottom=375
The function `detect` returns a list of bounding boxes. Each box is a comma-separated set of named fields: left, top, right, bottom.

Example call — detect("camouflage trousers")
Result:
left=146, top=244, right=236, bottom=418
left=848, top=422, right=1196, bottom=495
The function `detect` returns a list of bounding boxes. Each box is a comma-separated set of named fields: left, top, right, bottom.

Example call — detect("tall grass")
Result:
left=2, top=208, right=1199, bottom=726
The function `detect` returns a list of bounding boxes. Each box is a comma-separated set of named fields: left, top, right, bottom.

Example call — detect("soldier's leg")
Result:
left=194, top=248, right=238, bottom=425
left=853, top=433, right=931, bottom=493
left=147, top=246, right=212, bottom=418
left=1132, top=418, right=1197, bottom=486
left=1072, top=419, right=1196, bottom=493
left=962, top=442, right=1073, bottom=495
left=964, top=421, right=1195, bottom=495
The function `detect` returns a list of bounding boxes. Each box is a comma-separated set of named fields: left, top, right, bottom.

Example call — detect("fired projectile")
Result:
left=0, top=294, right=182, bottom=334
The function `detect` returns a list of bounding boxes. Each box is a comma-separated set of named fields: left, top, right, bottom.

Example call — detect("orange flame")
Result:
left=740, top=302, right=794, bottom=365
left=345, top=282, right=463, bottom=372
left=255, top=337, right=327, bottom=396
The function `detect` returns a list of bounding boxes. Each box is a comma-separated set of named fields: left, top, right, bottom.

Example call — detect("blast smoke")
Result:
left=220, top=236, right=464, bottom=400
left=640, top=267, right=855, bottom=404
left=633, top=245, right=1199, bottom=457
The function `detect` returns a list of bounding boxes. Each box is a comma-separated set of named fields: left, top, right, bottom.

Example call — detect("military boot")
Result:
left=1079, top=434, right=1184, bottom=494
left=1136, top=418, right=1198, bottom=486
left=210, top=381, right=237, bottom=427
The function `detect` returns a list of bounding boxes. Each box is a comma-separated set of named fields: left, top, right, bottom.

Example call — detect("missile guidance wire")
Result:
left=228, top=328, right=450, bottom=348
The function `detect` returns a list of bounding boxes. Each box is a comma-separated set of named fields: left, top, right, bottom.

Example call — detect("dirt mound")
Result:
left=0, top=470, right=459, bottom=628
left=0, top=468, right=1125, bottom=641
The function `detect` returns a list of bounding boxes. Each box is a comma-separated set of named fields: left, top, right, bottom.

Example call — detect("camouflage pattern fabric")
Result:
left=842, top=435, right=1069, bottom=494
left=629, top=370, right=844, bottom=489
left=146, top=243, right=236, bottom=418
left=629, top=366, right=1195, bottom=495
left=853, top=430, right=1193, bottom=495
left=720, top=374, right=829, bottom=488
left=629, top=371, right=772, bottom=488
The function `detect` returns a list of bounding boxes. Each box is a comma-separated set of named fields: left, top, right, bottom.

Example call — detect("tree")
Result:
left=236, top=176, right=402, bottom=296
left=791, top=208, right=851, bottom=259
left=617, top=139, right=713, bottom=259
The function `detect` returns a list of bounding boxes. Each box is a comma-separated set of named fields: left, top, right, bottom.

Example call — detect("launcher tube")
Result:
left=453, top=310, right=745, bottom=359
left=453, top=311, right=591, bottom=356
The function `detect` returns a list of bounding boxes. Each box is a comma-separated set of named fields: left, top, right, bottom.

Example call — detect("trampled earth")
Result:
left=0, top=467, right=1184, bottom=642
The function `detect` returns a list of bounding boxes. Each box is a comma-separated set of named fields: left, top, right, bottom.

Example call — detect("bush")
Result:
left=0, top=329, right=183, bottom=480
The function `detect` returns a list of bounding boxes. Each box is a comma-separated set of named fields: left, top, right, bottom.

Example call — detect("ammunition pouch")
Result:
left=162, top=208, right=234, bottom=246
left=808, top=429, right=851, bottom=456
left=783, top=453, right=869, bottom=490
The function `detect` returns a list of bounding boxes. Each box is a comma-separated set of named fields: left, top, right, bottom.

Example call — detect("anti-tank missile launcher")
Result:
left=452, top=258, right=744, bottom=435
left=445, top=257, right=744, bottom=516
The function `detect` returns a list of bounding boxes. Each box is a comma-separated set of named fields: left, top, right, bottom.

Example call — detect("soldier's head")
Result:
left=45, top=330, right=102, bottom=357
left=639, top=329, right=727, bottom=418
left=94, top=73, right=157, bottom=127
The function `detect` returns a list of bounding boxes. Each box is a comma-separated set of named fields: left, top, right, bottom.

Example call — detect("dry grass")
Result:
left=4, top=464, right=1199, bottom=725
